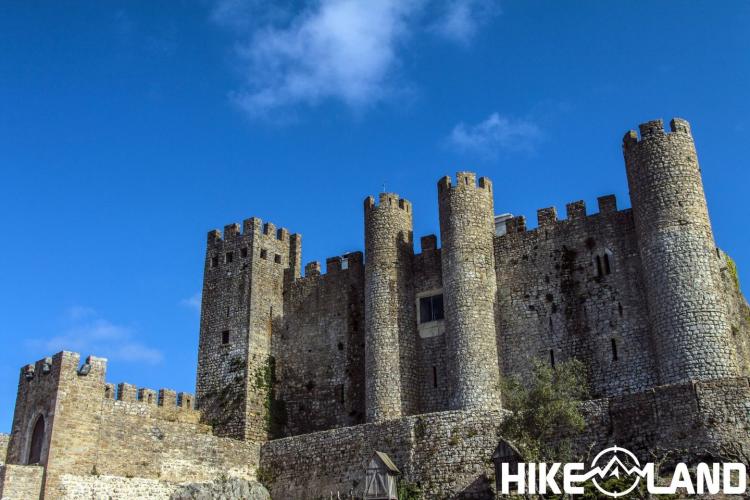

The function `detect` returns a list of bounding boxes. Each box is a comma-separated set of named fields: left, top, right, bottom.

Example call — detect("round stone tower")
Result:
left=364, top=193, right=418, bottom=422
left=438, top=172, right=501, bottom=411
left=623, top=118, right=737, bottom=384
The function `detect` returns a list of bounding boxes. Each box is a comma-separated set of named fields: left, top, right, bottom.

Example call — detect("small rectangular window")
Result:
left=419, top=294, right=445, bottom=323
left=550, top=349, right=556, bottom=368
left=241, top=247, right=248, bottom=258
left=226, top=251, right=234, bottom=263
left=432, top=366, right=438, bottom=388
left=221, top=330, right=230, bottom=345
left=260, top=249, right=268, bottom=260
left=603, top=253, right=611, bottom=275
left=211, top=255, right=219, bottom=268
left=274, top=254, right=282, bottom=264
left=595, top=255, right=603, bottom=277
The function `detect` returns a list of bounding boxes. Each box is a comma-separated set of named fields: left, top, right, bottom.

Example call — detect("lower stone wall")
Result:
left=261, top=410, right=504, bottom=499
left=0, top=464, right=44, bottom=500
left=261, top=377, right=750, bottom=499
left=0, top=433, right=8, bottom=464
left=42, top=399, right=261, bottom=499
left=57, top=474, right=178, bottom=499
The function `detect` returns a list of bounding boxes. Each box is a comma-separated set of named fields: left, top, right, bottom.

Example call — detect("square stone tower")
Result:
left=196, top=218, right=300, bottom=441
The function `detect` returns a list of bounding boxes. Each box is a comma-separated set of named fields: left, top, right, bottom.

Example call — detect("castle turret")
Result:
left=364, top=193, right=419, bottom=422
left=623, top=118, right=738, bottom=384
left=438, top=173, right=501, bottom=411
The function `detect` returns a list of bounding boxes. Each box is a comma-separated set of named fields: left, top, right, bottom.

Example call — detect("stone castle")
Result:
left=2, top=118, right=749, bottom=499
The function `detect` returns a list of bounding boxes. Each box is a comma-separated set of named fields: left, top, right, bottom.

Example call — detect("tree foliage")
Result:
left=499, top=358, right=589, bottom=464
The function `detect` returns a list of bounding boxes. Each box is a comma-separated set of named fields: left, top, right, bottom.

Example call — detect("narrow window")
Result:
left=241, top=247, right=248, bottom=258
left=274, top=254, right=282, bottom=264
left=603, top=253, right=611, bottom=275
left=419, top=296, right=433, bottom=324
left=339, top=384, right=345, bottom=404
left=221, top=330, right=230, bottom=345
left=432, top=366, right=438, bottom=388
left=595, top=255, right=603, bottom=277
left=211, top=255, right=219, bottom=268
left=550, top=349, right=556, bottom=368
left=260, top=249, right=268, bottom=260
left=431, top=294, right=444, bottom=321
left=618, top=302, right=623, bottom=317
left=341, top=258, right=349, bottom=270
left=611, top=338, right=618, bottom=361
left=226, top=251, right=234, bottom=263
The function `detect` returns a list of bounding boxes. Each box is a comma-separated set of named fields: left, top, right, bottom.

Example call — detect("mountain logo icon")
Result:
left=588, top=446, right=646, bottom=497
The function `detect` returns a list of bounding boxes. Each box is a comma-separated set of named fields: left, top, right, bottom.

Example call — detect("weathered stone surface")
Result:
left=0, top=433, right=8, bottom=464
left=0, top=464, right=43, bottom=499
left=171, top=478, right=270, bottom=500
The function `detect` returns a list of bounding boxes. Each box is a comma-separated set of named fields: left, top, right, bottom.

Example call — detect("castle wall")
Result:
left=413, top=236, right=449, bottom=413
left=261, top=377, right=750, bottom=499
left=260, top=409, right=502, bottom=499
left=6, top=352, right=260, bottom=499
left=275, top=253, right=366, bottom=437
left=0, top=433, right=8, bottom=464
left=0, top=464, right=44, bottom=500
left=494, top=198, right=659, bottom=398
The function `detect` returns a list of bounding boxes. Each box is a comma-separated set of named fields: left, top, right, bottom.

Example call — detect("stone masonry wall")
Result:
left=275, top=252, right=366, bottom=436
left=413, top=235, right=450, bottom=413
left=0, top=464, right=44, bottom=500
left=0, top=433, right=8, bottom=464
left=261, top=409, right=503, bottom=499
left=494, top=198, right=658, bottom=398
left=261, top=377, right=750, bottom=499
left=6, top=352, right=260, bottom=499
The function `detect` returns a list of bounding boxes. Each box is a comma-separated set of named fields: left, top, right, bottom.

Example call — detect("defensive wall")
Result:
left=260, top=376, right=750, bottom=499
left=1, top=351, right=259, bottom=499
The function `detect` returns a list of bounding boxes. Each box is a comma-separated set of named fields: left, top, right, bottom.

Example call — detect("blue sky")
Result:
left=1, top=1, right=748, bottom=431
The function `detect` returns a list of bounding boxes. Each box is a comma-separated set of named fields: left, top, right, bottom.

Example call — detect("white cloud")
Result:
left=431, top=0, right=499, bottom=45
left=180, top=292, right=202, bottom=313
left=448, top=112, right=541, bottom=157
left=211, top=0, right=500, bottom=117
left=28, top=308, right=163, bottom=365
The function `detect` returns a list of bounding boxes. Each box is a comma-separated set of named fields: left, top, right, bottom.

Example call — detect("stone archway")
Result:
left=28, top=414, right=45, bottom=465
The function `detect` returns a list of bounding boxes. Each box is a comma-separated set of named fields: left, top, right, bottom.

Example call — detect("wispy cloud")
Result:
left=211, top=0, right=500, bottom=118
left=28, top=307, right=163, bottom=365
left=448, top=112, right=541, bottom=157
left=430, top=0, right=500, bottom=45
left=180, top=292, right=202, bottom=313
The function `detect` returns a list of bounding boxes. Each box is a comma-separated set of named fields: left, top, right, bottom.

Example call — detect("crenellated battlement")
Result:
left=104, top=383, right=194, bottom=410
left=622, top=117, right=692, bottom=148
left=364, top=193, right=412, bottom=213
left=207, top=217, right=298, bottom=246
left=495, top=194, right=623, bottom=239
left=300, top=252, right=364, bottom=280
left=437, top=172, right=493, bottom=194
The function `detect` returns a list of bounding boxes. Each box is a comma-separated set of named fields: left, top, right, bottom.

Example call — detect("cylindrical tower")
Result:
left=364, top=193, right=418, bottom=422
left=438, top=172, right=501, bottom=411
left=623, top=118, right=737, bottom=384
